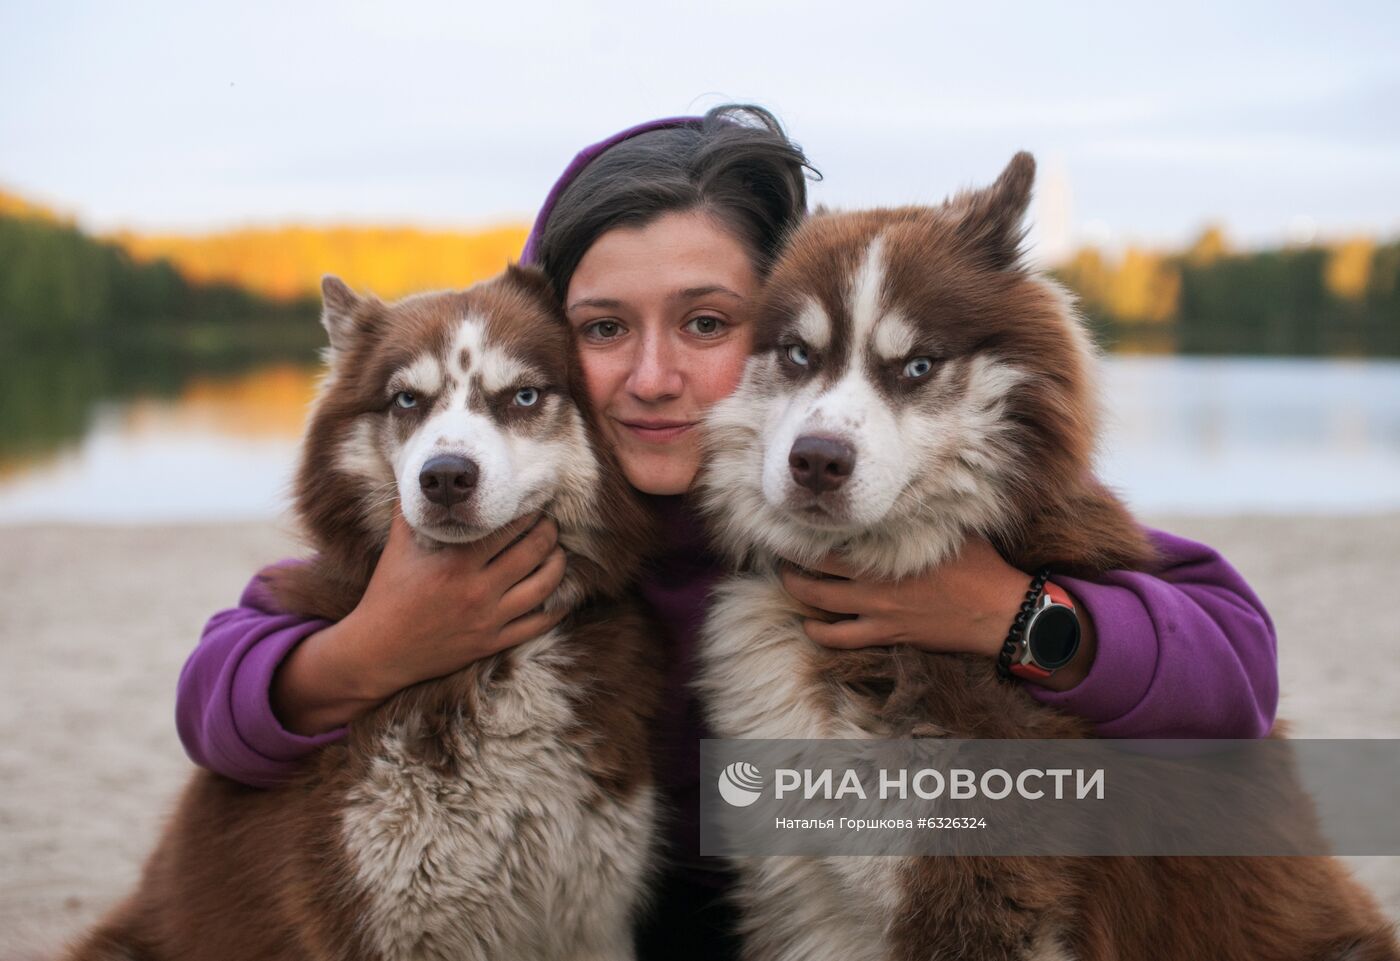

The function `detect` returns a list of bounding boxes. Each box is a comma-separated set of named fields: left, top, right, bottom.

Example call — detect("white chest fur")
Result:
left=695, top=571, right=887, bottom=741
left=341, top=632, right=656, bottom=961
left=695, top=574, right=1078, bottom=961
left=694, top=573, right=902, bottom=961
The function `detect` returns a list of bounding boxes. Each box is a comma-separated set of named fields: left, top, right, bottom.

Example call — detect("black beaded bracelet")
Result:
left=996, top=567, right=1052, bottom=681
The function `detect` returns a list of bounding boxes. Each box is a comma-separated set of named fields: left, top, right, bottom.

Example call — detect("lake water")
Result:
left=1, top=355, right=1397, bottom=523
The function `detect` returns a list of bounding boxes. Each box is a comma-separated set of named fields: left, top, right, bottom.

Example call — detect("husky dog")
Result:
left=693, top=155, right=1398, bottom=961
left=70, top=268, right=664, bottom=961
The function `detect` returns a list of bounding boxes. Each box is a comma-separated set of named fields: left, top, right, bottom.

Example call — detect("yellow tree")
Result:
left=1324, top=237, right=1376, bottom=302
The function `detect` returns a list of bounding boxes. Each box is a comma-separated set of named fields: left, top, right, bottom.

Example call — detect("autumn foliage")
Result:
left=0, top=188, right=66, bottom=223
left=1, top=184, right=1396, bottom=356
left=1055, top=225, right=1399, bottom=354
left=112, top=223, right=530, bottom=302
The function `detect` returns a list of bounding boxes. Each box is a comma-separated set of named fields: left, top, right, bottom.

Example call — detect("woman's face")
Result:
left=564, top=209, right=759, bottom=495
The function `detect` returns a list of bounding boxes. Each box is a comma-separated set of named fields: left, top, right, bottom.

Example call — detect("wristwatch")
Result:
left=1007, top=581, right=1081, bottom=680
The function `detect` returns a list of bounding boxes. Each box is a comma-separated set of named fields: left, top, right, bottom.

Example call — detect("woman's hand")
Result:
left=271, top=511, right=568, bottom=735
left=778, top=536, right=1096, bottom=690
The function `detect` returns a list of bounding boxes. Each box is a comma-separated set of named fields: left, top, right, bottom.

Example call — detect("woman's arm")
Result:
left=1032, top=528, right=1278, bottom=738
left=778, top=528, right=1279, bottom=738
left=176, top=513, right=568, bottom=787
left=176, top=581, right=340, bottom=788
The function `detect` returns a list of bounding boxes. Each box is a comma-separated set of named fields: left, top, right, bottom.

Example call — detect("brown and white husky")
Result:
left=69, top=268, right=664, bottom=961
left=693, top=154, right=1398, bottom=961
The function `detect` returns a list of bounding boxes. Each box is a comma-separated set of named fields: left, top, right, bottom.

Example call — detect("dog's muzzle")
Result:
left=788, top=435, right=855, bottom=494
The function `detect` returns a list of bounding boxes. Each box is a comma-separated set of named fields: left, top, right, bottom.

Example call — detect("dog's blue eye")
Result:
left=786, top=344, right=810, bottom=367
left=514, top=387, right=540, bottom=407
left=393, top=391, right=418, bottom=409
left=904, top=357, right=934, bottom=379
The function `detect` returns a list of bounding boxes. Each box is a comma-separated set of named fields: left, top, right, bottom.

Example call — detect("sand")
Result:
left=3, top=514, right=1398, bottom=957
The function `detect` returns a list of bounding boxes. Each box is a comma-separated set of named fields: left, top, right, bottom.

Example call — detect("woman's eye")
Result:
left=392, top=390, right=418, bottom=409
left=903, top=357, right=935, bottom=379
left=513, top=387, right=541, bottom=407
left=584, top=320, right=624, bottom=340
left=685, top=315, right=725, bottom=336
left=786, top=343, right=810, bottom=367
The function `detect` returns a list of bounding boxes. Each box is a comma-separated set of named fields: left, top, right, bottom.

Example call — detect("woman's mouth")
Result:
left=616, top=418, right=697, bottom=444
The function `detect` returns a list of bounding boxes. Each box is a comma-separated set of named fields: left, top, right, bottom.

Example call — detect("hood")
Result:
left=519, top=116, right=702, bottom=266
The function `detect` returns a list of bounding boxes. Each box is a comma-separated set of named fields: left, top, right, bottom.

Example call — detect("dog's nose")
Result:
left=788, top=436, right=855, bottom=493
left=419, top=455, right=479, bottom=507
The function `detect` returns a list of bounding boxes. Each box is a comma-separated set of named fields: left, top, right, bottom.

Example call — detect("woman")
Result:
left=177, top=106, right=1278, bottom=960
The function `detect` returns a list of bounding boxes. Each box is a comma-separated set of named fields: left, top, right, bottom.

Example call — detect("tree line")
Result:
left=1056, top=227, right=1400, bottom=356
left=2, top=193, right=1396, bottom=357
left=0, top=212, right=319, bottom=344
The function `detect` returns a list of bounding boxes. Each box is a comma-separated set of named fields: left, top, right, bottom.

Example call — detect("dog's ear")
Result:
left=320, top=275, right=378, bottom=351
left=949, top=151, right=1035, bottom=271
left=505, top=262, right=560, bottom=311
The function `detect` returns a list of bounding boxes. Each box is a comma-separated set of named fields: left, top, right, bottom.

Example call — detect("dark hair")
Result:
left=535, top=104, right=819, bottom=298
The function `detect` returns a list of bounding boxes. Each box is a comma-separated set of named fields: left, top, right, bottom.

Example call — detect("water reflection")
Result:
left=2, top=351, right=1397, bottom=521
left=0, top=335, right=320, bottom=521
left=0, top=330, right=320, bottom=467
left=1097, top=357, right=1400, bottom=513
left=121, top=366, right=319, bottom=439
left=0, top=348, right=100, bottom=477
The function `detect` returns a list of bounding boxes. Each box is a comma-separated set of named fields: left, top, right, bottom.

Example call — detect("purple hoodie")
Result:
left=175, top=117, right=1278, bottom=875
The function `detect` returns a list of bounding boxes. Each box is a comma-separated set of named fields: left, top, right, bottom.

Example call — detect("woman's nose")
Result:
left=626, top=331, right=684, bottom=402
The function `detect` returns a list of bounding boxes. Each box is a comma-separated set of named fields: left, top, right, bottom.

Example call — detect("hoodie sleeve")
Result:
left=1025, top=528, right=1279, bottom=738
left=175, top=563, right=346, bottom=788
left=178, top=529, right=1278, bottom=788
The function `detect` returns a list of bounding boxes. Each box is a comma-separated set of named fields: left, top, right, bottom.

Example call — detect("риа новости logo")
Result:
left=718, top=762, right=765, bottom=807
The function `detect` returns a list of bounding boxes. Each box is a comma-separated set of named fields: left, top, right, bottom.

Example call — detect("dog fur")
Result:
left=67, top=267, right=665, bottom=961
left=693, top=153, right=1399, bottom=961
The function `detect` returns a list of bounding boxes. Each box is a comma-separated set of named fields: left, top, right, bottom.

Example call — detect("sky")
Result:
left=2, top=0, right=1397, bottom=258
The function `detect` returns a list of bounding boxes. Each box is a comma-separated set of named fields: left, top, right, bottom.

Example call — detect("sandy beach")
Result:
left=3, top=514, right=1398, bottom=957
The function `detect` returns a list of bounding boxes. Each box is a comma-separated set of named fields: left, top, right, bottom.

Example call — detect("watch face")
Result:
left=1028, top=605, right=1080, bottom=669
